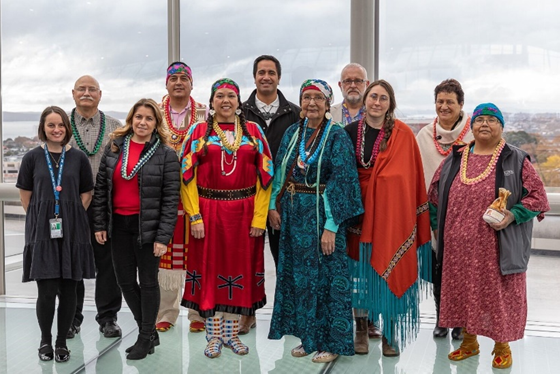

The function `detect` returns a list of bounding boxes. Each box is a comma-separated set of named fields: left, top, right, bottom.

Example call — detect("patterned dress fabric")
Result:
left=268, top=123, right=363, bottom=356
left=429, top=156, right=546, bottom=342
left=180, top=121, right=273, bottom=317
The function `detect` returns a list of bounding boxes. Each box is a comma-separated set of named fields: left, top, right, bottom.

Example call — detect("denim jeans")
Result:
left=111, top=214, right=160, bottom=334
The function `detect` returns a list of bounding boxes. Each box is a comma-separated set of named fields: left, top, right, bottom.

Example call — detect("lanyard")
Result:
left=44, top=145, right=66, bottom=217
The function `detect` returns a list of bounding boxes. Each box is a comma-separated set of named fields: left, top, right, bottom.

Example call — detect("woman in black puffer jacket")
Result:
left=92, top=98, right=180, bottom=360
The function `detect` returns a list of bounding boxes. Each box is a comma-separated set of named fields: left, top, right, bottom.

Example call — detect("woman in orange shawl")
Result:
left=345, top=80, right=431, bottom=356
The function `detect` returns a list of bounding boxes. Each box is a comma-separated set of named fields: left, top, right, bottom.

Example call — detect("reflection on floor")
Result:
left=1, top=252, right=559, bottom=373
left=0, top=303, right=558, bottom=374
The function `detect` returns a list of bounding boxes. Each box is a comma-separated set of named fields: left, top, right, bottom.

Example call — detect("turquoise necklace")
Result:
left=298, top=118, right=330, bottom=167
left=71, top=108, right=106, bottom=156
left=121, top=134, right=160, bottom=180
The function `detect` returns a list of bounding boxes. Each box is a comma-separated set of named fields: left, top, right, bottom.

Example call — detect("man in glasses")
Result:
left=68, top=75, right=123, bottom=339
left=331, top=63, right=370, bottom=126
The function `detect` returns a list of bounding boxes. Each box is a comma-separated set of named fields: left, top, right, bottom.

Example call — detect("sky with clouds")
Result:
left=1, top=0, right=559, bottom=116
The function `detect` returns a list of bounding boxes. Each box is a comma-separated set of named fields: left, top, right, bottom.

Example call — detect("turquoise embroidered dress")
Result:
left=268, top=122, right=363, bottom=355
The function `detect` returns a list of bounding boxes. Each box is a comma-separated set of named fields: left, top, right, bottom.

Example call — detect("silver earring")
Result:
left=209, top=109, right=216, bottom=116
left=324, top=112, right=333, bottom=120
left=235, top=109, right=241, bottom=115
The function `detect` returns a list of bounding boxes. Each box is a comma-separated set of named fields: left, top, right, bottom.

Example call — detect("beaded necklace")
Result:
left=298, top=118, right=330, bottom=169
left=460, top=139, right=506, bottom=185
left=163, top=95, right=197, bottom=150
left=121, top=134, right=160, bottom=180
left=71, top=109, right=106, bottom=156
left=213, top=116, right=243, bottom=152
left=356, top=117, right=385, bottom=169
left=432, top=116, right=471, bottom=156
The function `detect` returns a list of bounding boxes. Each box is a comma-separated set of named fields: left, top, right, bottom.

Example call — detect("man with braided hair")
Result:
left=68, top=75, right=123, bottom=339
left=157, top=62, right=207, bottom=333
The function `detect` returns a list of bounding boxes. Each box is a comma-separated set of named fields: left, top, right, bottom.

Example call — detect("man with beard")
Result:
left=331, top=63, right=370, bottom=126
left=68, top=75, right=123, bottom=339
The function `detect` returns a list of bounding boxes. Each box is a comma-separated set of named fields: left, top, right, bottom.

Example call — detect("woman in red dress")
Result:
left=179, top=78, right=273, bottom=359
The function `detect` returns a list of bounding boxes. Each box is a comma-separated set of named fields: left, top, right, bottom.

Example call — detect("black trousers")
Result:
left=432, top=249, right=442, bottom=312
left=37, top=278, right=77, bottom=347
left=73, top=206, right=122, bottom=327
left=111, top=214, right=160, bottom=334
left=266, top=222, right=281, bottom=270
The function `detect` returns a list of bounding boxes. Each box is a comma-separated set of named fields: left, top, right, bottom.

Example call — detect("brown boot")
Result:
left=368, top=321, right=383, bottom=339
left=382, top=336, right=399, bottom=357
left=354, top=317, right=369, bottom=354
left=238, top=315, right=256, bottom=335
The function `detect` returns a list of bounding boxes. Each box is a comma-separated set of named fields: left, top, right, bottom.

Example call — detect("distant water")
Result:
left=2, top=121, right=39, bottom=140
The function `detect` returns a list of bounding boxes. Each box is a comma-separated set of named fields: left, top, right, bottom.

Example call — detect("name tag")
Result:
left=49, top=218, right=63, bottom=239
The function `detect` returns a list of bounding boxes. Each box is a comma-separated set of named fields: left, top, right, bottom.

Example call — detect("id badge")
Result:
left=49, top=218, right=63, bottom=239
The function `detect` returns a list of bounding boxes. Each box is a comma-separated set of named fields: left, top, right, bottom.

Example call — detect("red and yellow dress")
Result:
left=179, top=120, right=273, bottom=316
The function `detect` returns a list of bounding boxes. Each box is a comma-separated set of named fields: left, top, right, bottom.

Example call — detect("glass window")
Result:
left=1, top=0, right=167, bottom=296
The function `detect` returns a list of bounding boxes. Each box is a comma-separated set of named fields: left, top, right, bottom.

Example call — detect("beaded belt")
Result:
left=286, top=181, right=326, bottom=195
left=347, top=226, right=362, bottom=235
left=197, top=185, right=256, bottom=201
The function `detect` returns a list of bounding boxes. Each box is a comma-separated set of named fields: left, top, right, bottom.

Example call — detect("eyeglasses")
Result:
left=302, top=95, right=326, bottom=103
left=75, top=86, right=99, bottom=93
left=368, top=93, right=389, bottom=103
left=474, top=117, right=499, bottom=125
left=341, top=79, right=366, bottom=85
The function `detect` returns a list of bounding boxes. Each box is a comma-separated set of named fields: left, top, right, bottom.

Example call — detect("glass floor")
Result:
left=1, top=252, right=559, bottom=374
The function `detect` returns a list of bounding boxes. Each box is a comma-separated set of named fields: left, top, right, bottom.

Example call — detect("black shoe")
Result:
left=66, top=324, right=80, bottom=339
left=451, top=327, right=464, bottom=340
left=126, top=333, right=155, bottom=360
left=126, top=331, right=159, bottom=353
left=38, top=344, right=54, bottom=361
left=433, top=325, right=448, bottom=338
left=100, top=321, right=122, bottom=338
left=54, top=346, right=70, bottom=362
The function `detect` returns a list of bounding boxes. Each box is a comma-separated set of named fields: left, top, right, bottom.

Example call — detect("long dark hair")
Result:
left=363, top=79, right=396, bottom=152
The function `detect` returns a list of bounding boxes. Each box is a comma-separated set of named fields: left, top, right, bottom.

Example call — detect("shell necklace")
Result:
left=432, top=116, right=471, bottom=156
left=163, top=96, right=197, bottom=150
left=213, top=117, right=243, bottom=176
left=460, top=139, right=506, bottom=185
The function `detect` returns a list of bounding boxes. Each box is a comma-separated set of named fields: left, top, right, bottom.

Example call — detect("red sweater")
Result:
left=113, top=140, right=143, bottom=215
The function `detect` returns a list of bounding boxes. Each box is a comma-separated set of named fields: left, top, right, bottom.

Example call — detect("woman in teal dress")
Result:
left=268, top=79, right=363, bottom=363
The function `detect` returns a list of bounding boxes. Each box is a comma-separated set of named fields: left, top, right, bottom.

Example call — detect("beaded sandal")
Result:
left=156, top=322, right=173, bottom=332
left=448, top=346, right=480, bottom=361
left=311, top=351, right=339, bottom=363
left=224, top=336, right=249, bottom=355
left=189, top=320, right=205, bottom=332
left=492, top=343, right=512, bottom=369
left=291, top=344, right=309, bottom=357
left=204, top=337, right=223, bottom=359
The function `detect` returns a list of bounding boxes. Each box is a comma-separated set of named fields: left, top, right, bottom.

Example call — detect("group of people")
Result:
left=17, top=56, right=549, bottom=370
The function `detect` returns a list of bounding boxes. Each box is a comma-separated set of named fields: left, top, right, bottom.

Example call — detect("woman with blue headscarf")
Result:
left=429, top=103, right=549, bottom=369
left=268, top=79, right=363, bottom=363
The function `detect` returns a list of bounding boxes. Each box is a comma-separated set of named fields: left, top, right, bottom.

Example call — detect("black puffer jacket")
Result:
left=242, top=89, right=300, bottom=160
left=92, top=133, right=180, bottom=245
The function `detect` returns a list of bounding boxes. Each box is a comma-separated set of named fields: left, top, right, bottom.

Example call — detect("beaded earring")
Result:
left=209, top=109, right=216, bottom=116
left=324, top=112, right=332, bottom=120
left=299, top=111, right=305, bottom=119
left=235, top=109, right=241, bottom=115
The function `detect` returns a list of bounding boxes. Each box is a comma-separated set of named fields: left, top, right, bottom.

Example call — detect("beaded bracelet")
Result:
left=189, top=213, right=202, bottom=222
